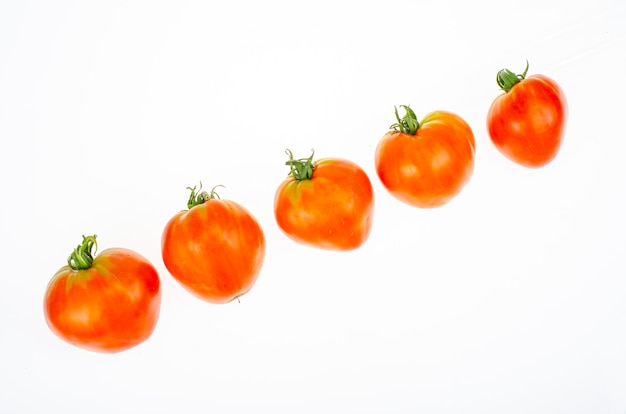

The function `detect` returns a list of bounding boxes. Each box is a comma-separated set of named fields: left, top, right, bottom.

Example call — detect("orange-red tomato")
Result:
left=161, top=184, right=265, bottom=304
left=375, top=106, right=475, bottom=208
left=43, top=235, right=161, bottom=353
left=487, top=62, right=568, bottom=168
left=274, top=150, right=374, bottom=251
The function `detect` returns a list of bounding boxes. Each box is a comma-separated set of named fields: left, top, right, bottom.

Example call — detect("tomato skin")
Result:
left=43, top=248, right=161, bottom=353
left=375, top=110, right=475, bottom=208
left=487, top=74, right=567, bottom=168
left=162, top=198, right=265, bottom=304
left=274, top=157, right=374, bottom=251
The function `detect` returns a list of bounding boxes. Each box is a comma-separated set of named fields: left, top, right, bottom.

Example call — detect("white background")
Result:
left=1, top=0, right=625, bottom=413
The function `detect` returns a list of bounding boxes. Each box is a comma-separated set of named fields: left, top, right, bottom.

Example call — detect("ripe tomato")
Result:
left=162, top=184, right=265, bottom=304
left=487, top=61, right=568, bottom=168
left=274, top=149, right=374, bottom=251
left=375, top=106, right=475, bottom=208
left=43, top=235, right=161, bottom=353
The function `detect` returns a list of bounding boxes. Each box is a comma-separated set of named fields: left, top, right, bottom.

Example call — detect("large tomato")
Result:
left=375, top=106, right=475, bottom=208
left=274, top=149, right=374, bottom=251
left=43, top=235, right=161, bottom=353
left=487, top=61, right=568, bottom=168
left=162, top=184, right=265, bottom=304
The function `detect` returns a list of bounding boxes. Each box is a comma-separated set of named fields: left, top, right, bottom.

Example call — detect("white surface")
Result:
left=2, top=1, right=625, bottom=413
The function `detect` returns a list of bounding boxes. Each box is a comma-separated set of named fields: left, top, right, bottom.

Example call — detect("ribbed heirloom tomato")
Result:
left=487, top=61, right=568, bottom=168
left=274, top=149, right=374, bottom=251
left=161, top=184, right=265, bottom=304
left=43, top=235, right=162, bottom=353
left=375, top=106, right=475, bottom=208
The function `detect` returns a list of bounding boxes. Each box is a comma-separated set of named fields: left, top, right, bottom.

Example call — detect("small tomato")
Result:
left=274, top=149, right=374, bottom=251
left=487, top=61, right=568, bottom=168
left=161, top=184, right=265, bottom=304
left=43, top=235, right=162, bottom=353
left=375, top=106, right=475, bottom=208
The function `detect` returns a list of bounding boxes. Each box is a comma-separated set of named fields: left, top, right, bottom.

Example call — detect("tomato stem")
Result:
left=496, top=60, right=529, bottom=93
left=67, top=235, right=97, bottom=270
left=285, top=149, right=315, bottom=181
left=390, top=105, right=420, bottom=135
left=187, top=182, right=223, bottom=209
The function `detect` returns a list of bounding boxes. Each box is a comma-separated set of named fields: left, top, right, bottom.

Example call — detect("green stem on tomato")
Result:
left=67, top=235, right=97, bottom=270
left=497, top=60, right=529, bottom=93
left=285, top=149, right=315, bottom=181
left=390, top=105, right=420, bottom=135
left=187, top=182, right=223, bottom=209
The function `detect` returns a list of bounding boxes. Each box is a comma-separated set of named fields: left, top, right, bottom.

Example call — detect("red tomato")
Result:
left=375, top=106, right=475, bottom=208
left=162, top=184, right=265, bottom=304
left=43, top=235, right=161, bottom=353
left=487, top=61, right=568, bottom=168
left=274, top=150, right=374, bottom=251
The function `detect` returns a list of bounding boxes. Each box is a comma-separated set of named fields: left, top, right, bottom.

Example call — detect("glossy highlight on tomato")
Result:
left=161, top=184, right=265, bottom=304
left=43, top=235, right=162, bottom=353
left=487, top=61, right=568, bottom=168
left=375, top=106, right=475, bottom=208
left=274, top=149, right=374, bottom=251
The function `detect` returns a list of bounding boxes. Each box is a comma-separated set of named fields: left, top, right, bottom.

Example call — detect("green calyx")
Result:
left=285, top=149, right=315, bottom=181
left=187, top=182, right=223, bottom=209
left=390, top=105, right=420, bottom=135
left=497, top=60, right=529, bottom=93
left=68, top=235, right=98, bottom=270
